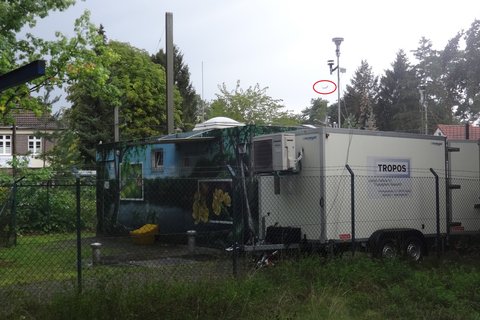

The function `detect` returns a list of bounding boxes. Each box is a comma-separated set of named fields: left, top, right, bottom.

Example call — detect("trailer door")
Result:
left=448, top=140, right=480, bottom=234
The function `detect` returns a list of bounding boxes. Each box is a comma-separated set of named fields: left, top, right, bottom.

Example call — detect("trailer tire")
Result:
left=404, top=236, right=424, bottom=262
left=378, top=239, right=398, bottom=259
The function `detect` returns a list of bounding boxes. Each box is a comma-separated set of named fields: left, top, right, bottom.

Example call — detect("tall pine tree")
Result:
left=441, top=32, right=465, bottom=124
left=412, top=37, right=445, bottom=131
left=376, top=50, right=422, bottom=133
left=461, top=19, right=480, bottom=122
left=343, top=60, right=378, bottom=130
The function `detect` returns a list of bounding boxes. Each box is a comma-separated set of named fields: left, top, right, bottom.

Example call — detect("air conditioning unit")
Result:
left=253, top=133, right=296, bottom=172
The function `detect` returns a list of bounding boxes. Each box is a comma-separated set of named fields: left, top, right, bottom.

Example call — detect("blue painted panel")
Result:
left=96, top=148, right=115, bottom=162
left=120, top=143, right=181, bottom=179
left=144, top=143, right=180, bottom=178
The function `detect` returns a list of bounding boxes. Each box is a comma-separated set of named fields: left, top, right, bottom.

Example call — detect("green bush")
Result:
left=14, top=184, right=96, bottom=233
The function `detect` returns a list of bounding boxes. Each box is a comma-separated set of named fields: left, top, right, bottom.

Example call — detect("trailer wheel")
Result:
left=378, top=239, right=398, bottom=259
left=404, top=236, right=423, bottom=262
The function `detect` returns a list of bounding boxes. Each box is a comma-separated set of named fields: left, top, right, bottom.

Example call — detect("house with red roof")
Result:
left=0, top=110, right=61, bottom=168
left=433, top=124, right=480, bottom=140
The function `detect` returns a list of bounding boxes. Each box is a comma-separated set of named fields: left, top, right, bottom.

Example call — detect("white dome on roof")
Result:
left=193, top=117, right=245, bottom=131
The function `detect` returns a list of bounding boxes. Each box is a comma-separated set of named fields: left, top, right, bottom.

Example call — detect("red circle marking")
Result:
left=313, top=80, right=337, bottom=95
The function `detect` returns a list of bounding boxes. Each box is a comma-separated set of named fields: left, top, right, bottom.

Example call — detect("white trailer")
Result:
left=251, top=127, right=479, bottom=260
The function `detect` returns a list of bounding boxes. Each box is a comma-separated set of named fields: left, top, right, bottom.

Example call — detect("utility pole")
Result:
left=114, top=106, right=119, bottom=142
left=166, top=12, right=174, bottom=134
left=201, top=61, right=205, bottom=122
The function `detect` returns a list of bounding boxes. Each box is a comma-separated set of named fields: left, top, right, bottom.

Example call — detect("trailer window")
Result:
left=151, top=149, right=164, bottom=171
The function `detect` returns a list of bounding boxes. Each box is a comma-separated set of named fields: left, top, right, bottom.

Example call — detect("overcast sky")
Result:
left=33, top=0, right=480, bottom=114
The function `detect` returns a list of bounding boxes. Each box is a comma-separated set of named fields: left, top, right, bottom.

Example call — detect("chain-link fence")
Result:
left=0, top=177, right=96, bottom=309
left=1, top=170, right=479, bottom=313
left=0, top=175, right=237, bottom=313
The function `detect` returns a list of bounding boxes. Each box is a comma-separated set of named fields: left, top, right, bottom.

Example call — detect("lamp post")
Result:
left=328, top=37, right=344, bottom=128
left=419, top=85, right=427, bottom=135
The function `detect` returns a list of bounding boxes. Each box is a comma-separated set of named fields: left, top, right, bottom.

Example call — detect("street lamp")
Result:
left=328, top=37, right=344, bottom=128
left=418, top=84, right=427, bottom=135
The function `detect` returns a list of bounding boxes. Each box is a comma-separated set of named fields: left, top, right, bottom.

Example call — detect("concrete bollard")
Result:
left=90, top=242, right=102, bottom=266
left=187, top=230, right=197, bottom=254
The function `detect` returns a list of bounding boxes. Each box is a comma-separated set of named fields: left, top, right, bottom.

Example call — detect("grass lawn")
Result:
left=3, top=234, right=480, bottom=319
left=2, top=252, right=480, bottom=319
left=0, top=232, right=95, bottom=286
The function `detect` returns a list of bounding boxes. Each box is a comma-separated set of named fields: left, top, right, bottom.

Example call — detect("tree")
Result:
left=45, top=108, right=83, bottom=171
left=0, top=2, right=97, bottom=122
left=460, top=19, right=480, bottom=122
left=0, top=3, right=126, bottom=170
left=343, top=60, right=378, bottom=130
left=208, top=81, right=291, bottom=125
left=152, top=46, right=199, bottom=130
left=301, top=98, right=329, bottom=125
left=440, top=33, right=465, bottom=124
left=412, top=37, right=462, bottom=132
left=271, top=110, right=301, bottom=126
left=376, top=50, right=421, bottom=133
left=68, top=39, right=182, bottom=164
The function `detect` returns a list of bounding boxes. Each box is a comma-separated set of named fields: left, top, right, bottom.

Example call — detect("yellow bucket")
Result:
left=130, top=224, right=159, bottom=245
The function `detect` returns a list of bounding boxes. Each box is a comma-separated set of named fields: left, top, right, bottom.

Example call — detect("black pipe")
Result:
left=345, top=165, right=355, bottom=256
left=429, top=168, right=441, bottom=258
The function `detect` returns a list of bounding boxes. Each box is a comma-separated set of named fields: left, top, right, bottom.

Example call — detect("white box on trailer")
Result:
left=258, top=128, right=447, bottom=244
left=321, top=129, right=446, bottom=242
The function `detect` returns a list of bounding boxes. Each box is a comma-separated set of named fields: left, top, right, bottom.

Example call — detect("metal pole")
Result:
left=232, top=242, right=238, bottom=278
left=345, top=165, right=355, bottom=256
left=201, top=61, right=205, bottom=122
left=166, top=12, right=174, bottom=134
left=11, top=182, right=17, bottom=246
left=332, top=37, right=343, bottom=128
left=419, top=88, right=425, bottom=134
left=429, top=168, right=440, bottom=258
left=187, top=230, right=197, bottom=254
left=10, top=176, right=24, bottom=246
left=424, top=101, right=428, bottom=135
left=337, top=52, right=341, bottom=128
left=114, top=106, right=119, bottom=142
left=12, top=123, right=16, bottom=178
left=76, top=176, right=82, bottom=293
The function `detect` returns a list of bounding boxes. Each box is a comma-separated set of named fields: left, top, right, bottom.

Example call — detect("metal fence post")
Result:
left=187, top=230, right=197, bottom=254
left=11, top=181, right=17, bottom=246
left=429, top=168, right=441, bottom=258
left=76, top=176, right=82, bottom=293
left=11, top=176, right=25, bottom=246
left=232, top=242, right=238, bottom=278
left=345, top=165, right=355, bottom=256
